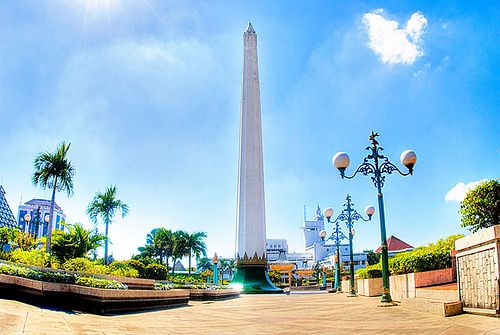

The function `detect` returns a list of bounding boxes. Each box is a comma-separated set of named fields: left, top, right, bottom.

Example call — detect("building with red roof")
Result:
left=376, top=235, right=414, bottom=256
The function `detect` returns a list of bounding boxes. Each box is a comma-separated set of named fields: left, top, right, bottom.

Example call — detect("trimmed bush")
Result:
left=356, top=235, right=463, bottom=278
left=124, top=260, right=146, bottom=278
left=9, top=249, right=54, bottom=268
left=62, top=257, right=109, bottom=275
left=145, top=263, right=167, bottom=280
left=107, top=261, right=139, bottom=278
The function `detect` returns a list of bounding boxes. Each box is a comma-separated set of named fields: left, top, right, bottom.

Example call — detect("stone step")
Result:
left=415, top=287, right=459, bottom=301
left=401, top=298, right=463, bottom=317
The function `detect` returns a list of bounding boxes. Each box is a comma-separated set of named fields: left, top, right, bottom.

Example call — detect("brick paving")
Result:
left=0, top=292, right=499, bottom=334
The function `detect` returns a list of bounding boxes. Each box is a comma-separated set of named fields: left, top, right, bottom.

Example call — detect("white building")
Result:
left=267, top=205, right=368, bottom=271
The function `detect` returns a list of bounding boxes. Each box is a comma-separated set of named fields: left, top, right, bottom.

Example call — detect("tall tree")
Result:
left=32, top=142, right=75, bottom=252
left=87, top=185, right=129, bottom=265
left=185, top=231, right=207, bottom=274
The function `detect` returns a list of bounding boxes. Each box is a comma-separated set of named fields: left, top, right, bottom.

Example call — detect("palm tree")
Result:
left=86, top=185, right=128, bottom=265
left=32, top=142, right=75, bottom=252
left=185, top=231, right=207, bottom=274
left=171, top=230, right=189, bottom=274
left=51, top=222, right=106, bottom=263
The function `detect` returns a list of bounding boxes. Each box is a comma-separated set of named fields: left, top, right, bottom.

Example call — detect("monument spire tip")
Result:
left=245, top=22, right=255, bottom=33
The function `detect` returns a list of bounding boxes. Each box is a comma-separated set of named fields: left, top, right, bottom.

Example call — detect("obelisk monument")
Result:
left=231, top=23, right=281, bottom=293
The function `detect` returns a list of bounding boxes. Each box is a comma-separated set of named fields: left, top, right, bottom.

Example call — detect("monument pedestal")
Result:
left=230, top=254, right=282, bottom=294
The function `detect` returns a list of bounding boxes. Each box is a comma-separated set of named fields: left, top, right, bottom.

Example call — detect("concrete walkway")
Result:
left=1, top=293, right=499, bottom=334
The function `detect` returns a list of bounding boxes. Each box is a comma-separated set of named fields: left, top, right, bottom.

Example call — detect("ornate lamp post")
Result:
left=23, top=213, right=31, bottom=234
left=325, top=194, right=374, bottom=297
left=44, top=215, right=50, bottom=237
left=321, top=207, right=348, bottom=292
left=212, top=254, right=219, bottom=285
left=332, top=131, right=416, bottom=305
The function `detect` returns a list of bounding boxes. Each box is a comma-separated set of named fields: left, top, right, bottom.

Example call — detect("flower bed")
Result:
left=0, top=262, right=126, bottom=289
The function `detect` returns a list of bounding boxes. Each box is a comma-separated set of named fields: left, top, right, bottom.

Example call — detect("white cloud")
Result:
left=363, top=10, right=427, bottom=65
left=445, top=180, right=488, bottom=202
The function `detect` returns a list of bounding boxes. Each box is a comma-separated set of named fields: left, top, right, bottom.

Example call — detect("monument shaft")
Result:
left=231, top=23, right=282, bottom=294
left=236, top=23, right=266, bottom=259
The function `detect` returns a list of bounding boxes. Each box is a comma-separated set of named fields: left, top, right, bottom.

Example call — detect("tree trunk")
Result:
left=104, top=219, right=110, bottom=265
left=166, top=257, right=169, bottom=274
left=188, top=250, right=192, bottom=275
left=45, top=176, right=58, bottom=253
left=172, top=258, right=176, bottom=274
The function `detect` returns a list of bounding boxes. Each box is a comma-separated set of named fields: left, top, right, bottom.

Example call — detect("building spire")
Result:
left=245, top=22, right=255, bottom=34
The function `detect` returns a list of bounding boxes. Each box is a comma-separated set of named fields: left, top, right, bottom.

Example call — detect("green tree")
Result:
left=146, top=228, right=174, bottom=269
left=51, top=223, right=106, bottom=263
left=459, top=179, right=500, bottom=233
left=32, top=142, right=75, bottom=252
left=364, top=249, right=381, bottom=265
left=185, top=231, right=207, bottom=274
left=196, top=257, right=212, bottom=272
left=87, top=185, right=129, bottom=265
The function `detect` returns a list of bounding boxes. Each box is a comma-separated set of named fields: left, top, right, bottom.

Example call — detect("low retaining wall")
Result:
left=390, top=268, right=455, bottom=302
left=0, top=274, right=189, bottom=314
left=357, top=278, right=383, bottom=297
left=188, top=288, right=240, bottom=301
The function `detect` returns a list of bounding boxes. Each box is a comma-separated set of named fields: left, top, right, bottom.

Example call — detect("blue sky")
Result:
left=0, top=1, right=498, bottom=261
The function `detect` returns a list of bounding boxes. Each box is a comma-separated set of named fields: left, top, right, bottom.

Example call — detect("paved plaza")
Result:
left=1, top=293, right=499, bottom=334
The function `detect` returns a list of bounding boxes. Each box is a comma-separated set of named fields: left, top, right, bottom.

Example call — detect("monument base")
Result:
left=230, top=263, right=283, bottom=294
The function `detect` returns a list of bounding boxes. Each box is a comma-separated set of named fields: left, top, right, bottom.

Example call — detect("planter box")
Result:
left=188, top=288, right=240, bottom=301
left=455, top=226, right=500, bottom=315
left=340, top=280, right=357, bottom=293
left=357, top=278, right=383, bottom=297
left=0, top=274, right=189, bottom=314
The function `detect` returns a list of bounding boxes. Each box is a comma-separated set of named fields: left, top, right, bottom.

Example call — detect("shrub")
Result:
left=124, top=260, right=146, bottom=278
left=61, top=257, right=109, bottom=274
left=107, top=261, right=139, bottom=278
left=356, top=235, right=463, bottom=278
left=145, top=263, right=167, bottom=280
left=167, top=273, right=205, bottom=284
left=9, top=249, right=53, bottom=268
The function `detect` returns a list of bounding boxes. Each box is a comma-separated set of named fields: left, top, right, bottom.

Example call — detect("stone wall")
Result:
left=455, top=226, right=500, bottom=315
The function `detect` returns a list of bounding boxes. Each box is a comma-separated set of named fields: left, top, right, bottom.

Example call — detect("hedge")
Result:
left=356, top=234, right=463, bottom=279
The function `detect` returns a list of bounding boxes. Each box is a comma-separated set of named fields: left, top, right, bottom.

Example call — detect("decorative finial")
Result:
left=369, top=131, right=379, bottom=147
left=245, top=22, right=255, bottom=33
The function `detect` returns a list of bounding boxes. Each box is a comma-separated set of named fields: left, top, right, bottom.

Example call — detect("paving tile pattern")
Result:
left=0, top=293, right=499, bottom=334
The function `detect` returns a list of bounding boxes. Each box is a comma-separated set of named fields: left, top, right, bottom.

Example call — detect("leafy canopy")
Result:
left=459, top=179, right=500, bottom=233
left=32, top=142, right=75, bottom=196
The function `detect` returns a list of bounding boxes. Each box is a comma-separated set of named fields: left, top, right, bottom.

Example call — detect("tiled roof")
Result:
left=0, top=186, right=18, bottom=228
left=375, top=235, right=414, bottom=253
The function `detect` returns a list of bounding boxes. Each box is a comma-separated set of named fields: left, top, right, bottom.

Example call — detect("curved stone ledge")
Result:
left=187, top=288, right=240, bottom=301
left=0, top=274, right=189, bottom=314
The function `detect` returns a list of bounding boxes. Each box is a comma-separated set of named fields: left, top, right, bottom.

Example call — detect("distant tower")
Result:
left=231, top=23, right=281, bottom=293
left=303, top=205, right=325, bottom=248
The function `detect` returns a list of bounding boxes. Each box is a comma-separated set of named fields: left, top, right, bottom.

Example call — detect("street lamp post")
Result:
left=325, top=194, right=374, bottom=297
left=332, top=131, right=416, bottom=305
left=23, top=213, right=31, bottom=235
left=44, top=215, right=50, bottom=238
left=321, top=207, right=347, bottom=292
left=212, top=254, right=219, bottom=285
